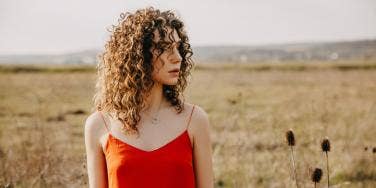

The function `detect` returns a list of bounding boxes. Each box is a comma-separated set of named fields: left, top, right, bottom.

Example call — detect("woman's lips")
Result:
left=168, top=68, right=180, bottom=72
left=169, top=71, right=179, bottom=76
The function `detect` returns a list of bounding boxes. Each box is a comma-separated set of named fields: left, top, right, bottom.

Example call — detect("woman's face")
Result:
left=150, top=27, right=182, bottom=86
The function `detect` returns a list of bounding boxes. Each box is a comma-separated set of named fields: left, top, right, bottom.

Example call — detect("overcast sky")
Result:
left=0, top=0, right=375, bottom=55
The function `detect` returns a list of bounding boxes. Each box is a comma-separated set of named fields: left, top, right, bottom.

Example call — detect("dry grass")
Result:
left=0, top=60, right=375, bottom=187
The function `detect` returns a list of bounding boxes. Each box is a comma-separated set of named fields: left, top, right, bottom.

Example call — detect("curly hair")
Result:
left=92, top=7, right=194, bottom=137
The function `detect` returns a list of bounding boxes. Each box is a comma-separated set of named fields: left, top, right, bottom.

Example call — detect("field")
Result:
left=0, top=61, right=375, bottom=187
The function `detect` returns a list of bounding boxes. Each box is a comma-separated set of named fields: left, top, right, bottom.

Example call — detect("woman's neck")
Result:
left=143, top=83, right=168, bottom=113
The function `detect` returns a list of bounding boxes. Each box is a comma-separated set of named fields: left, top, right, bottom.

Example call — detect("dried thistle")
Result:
left=312, top=168, right=323, bottom=182
left=321, top=137, right=331, bottom=187
left=311, top=168, right=323, bottom=188
left=321, top=137, right=331, bottom=152
left=373, top=147, right=376, bottom=154
left=286, top=129, right=299, bottom=188
left=286, top=129, right=295, bottom=146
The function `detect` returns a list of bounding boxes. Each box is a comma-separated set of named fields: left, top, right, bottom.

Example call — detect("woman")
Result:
left=84, top=7, right=214, bottom=188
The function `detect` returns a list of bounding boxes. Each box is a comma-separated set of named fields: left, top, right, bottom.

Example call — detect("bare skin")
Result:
left=84, top=27, right=214, bottom=188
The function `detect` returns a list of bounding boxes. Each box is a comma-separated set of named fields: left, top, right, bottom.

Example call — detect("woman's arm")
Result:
left=192, top=106, right=215, bottom=188
left=84, top=113, right=108, bottom=188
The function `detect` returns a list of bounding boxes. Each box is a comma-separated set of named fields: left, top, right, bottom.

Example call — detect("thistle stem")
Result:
left=290, top=146, right=299, bottom=188
left=326, top=152, right=329, bottom=187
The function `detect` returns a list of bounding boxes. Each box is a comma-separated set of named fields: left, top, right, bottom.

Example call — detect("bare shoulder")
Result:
left=84, top=111, right=109, bottom=187
left=185, top=103, right=214, bottom=187
left=185, top=103, right=211, bottom=135
left=84, top=111, right=107, bottom=145
left=85, top=111, right=103, bottom=133
left=192, top=104, right=209, bottom=124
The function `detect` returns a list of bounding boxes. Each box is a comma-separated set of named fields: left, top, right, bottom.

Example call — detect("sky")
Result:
left=0, top=0, right=375, bottom=55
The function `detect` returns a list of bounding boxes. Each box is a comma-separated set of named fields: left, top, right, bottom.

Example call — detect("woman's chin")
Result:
left=164, top=79, right=179, bottom=86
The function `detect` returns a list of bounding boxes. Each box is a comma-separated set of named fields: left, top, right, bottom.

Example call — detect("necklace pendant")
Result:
left=151, top=117, right=159, bottom=125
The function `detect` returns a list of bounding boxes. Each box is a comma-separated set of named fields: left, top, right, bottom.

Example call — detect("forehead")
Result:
left=152, top=27, right=180, bottom=43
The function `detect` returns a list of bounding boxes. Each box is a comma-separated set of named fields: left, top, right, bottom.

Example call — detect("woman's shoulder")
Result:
left=183, top=103, right=212, bottom=150
left=84, top=111, right=109, bottom=141
left=184, top=102, right=210, bottom=132
left=185, top=102, right=208, bottom=117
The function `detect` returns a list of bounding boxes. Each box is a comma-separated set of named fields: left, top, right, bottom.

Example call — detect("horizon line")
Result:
left=1, top=37, right=375, bottom=57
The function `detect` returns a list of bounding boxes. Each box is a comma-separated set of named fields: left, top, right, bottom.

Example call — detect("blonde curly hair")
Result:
left=92, top=7, right=194, bottom=136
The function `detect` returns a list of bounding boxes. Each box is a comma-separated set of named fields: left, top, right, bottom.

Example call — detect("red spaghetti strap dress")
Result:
left=99, top=105, right=196, bottom=188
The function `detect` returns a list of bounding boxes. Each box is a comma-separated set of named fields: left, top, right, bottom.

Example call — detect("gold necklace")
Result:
left=145, top=101, right=163, bottom=125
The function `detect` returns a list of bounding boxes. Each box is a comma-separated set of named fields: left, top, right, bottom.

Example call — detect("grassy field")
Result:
left=0, top=60, right=375, bottom=187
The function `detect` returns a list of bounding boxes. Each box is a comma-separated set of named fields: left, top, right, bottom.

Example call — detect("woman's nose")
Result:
left=170, top=48, right=182, bottom=63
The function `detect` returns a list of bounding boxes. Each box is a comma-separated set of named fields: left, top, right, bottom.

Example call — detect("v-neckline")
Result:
left=107, top=129, right=190, bottom=153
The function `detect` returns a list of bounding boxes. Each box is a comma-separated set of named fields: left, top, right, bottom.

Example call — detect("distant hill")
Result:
left=0, top=50, right=99, bottom=65
left=194, top=39, right=376, bottom=63
left=1, top=39, right=375, bottom=65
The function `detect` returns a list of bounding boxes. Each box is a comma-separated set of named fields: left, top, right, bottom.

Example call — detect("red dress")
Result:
left=99, top=105, right=196, bottom=188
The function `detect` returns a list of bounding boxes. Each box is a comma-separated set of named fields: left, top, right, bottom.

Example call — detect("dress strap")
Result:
left=186, top=104, right=195, bottom=129
left=99, top=111, right=110, bottom=133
